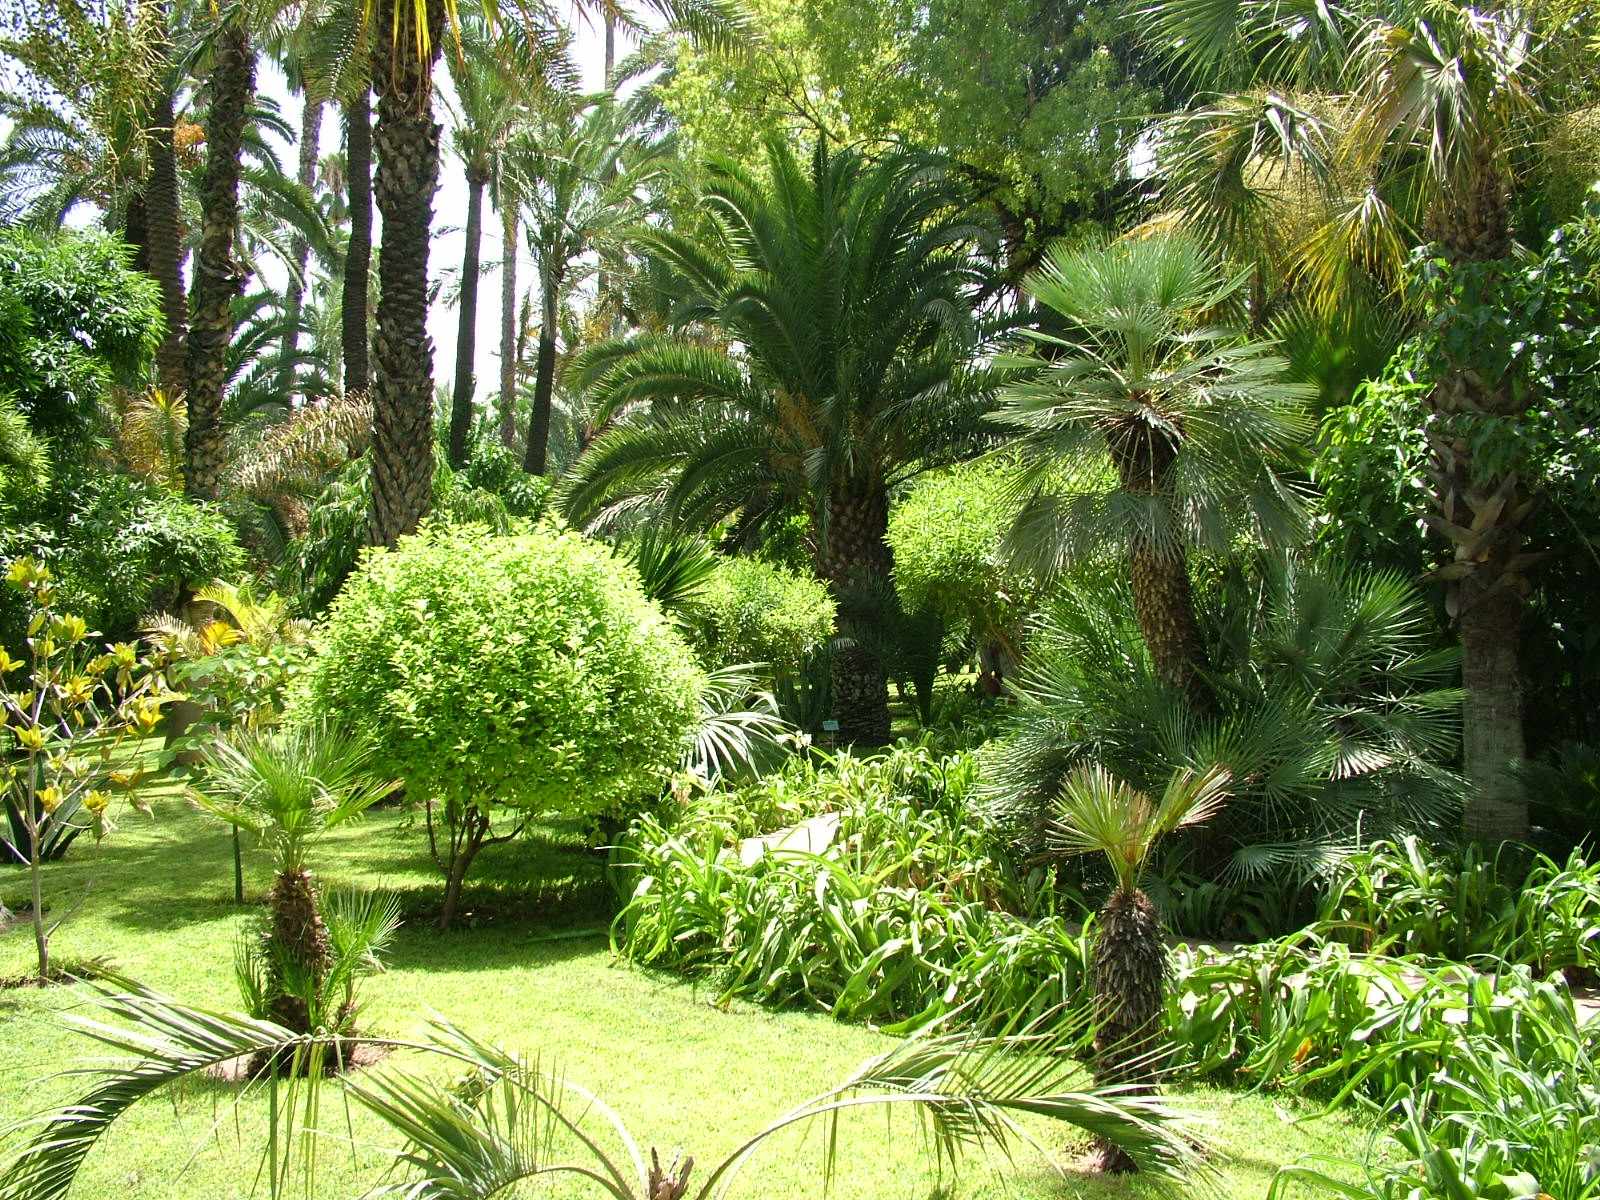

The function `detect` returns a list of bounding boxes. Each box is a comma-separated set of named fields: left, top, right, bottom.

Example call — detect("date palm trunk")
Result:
left=1089, top=884, right=1165, bottom=1173
left=521, top=276, right=558, bottom=474
left=280, top=94, right=325, bottom=404
left=447, top=165, right=487, bottom=468
left=146, top=80, right=188, bottom=403
left=183, top=19, right=254, bottom=501
left=815, top=483, right=894, bottom=745
left=265, top=866, right=332, bottom=1034
left=342, top=87, right=373, bottom=396
left=497, top=203, right=518, bottom=448
left=367, top=0, right=443, bottom=546
left=1108, top=421, right=1211, bottom=707
left=1428, top=160, right=1529, bottom=841
left=123, top=190, right=149, bottom=272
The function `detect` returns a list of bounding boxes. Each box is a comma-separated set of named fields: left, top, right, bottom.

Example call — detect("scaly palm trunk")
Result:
left=122, top=190, right=149, bottom=272
left=1090, top=884, right=1166, bottom=1174
left=1428, top=160, right=1529, bottom=841
left=342, top=87, right=373, bottom=395
left=1107, top=422, right=1211, bottom=706
left=265, top=866, right=332, bottom=1034
left=447, top=164, right=487, bottom=468
left=497, top=203, right=518, bottom=448
left=280, top=93, right=325, bottom=404
left=146, top=80, right=188, bottom=403
left=815, top=483, right=894, bottom=745
left=367, top=0, right=443, bottom=546
left=521, top=276, right=558, bottom=474
left=183, top=19, right=254, bottom=501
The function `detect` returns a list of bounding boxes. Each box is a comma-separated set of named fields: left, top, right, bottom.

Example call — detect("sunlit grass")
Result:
left=0, top=786, right=1365, bottom=1199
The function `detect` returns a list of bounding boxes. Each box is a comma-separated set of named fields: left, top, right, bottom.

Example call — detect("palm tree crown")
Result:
left=563, top=137, right=989, bottom=740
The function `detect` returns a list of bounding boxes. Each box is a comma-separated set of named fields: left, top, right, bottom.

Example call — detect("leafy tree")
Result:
left=564, top=138, right=988, bottom=742
left=302, top=523, right=704, bottom=927
left=994, top=233, right=1312, bottom=702
left=1047, top=762, right=1229, bottom=1172
left=680, top=555, right=835, bottom=684
left=189, top=721, right=395, bottom=1033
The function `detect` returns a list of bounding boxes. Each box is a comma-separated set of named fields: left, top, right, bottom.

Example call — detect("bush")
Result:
left=303, top=523, right=705, bottom=926
left=0, top=468, right=244, bottom=644
left=681, top=556, right=834, bottom=683
left=888, top=461, right=1035, bottom=665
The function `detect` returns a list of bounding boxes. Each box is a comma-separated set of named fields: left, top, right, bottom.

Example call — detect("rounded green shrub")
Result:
left=888, top=461, right=1034, bottom=654
left=303, top=523, right=705, bottom=821
left=683, top=557, right=834, bottom=681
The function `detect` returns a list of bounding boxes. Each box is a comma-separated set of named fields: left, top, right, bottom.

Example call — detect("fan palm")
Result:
left=564, top=137, right=989, bottom=742
left=188, top=722, right=396, bottom=1033
left=1047, top=762, right=1230, bottom=1172
left=1139, top=0, right=1596, bottom=839
left=995, top=233, right=1314, bottom=704
left=0, top=982, right=1206, bottom=1200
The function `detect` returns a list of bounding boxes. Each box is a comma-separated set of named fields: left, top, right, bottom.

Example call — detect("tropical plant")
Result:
left=994, top=232, right=1314, bottom=704
left=680, top=556, right=836, bottom=684
left=0, top=974, right=1205, bottom=1200
left=0, top=558, right=173, bottom=984
left=1140, top=0, right=1600, bottom=840
left=1045, top=762, right=1228, bottom=1171
left=302, top=523, right=704, bottom=927
left=564, top=137, right=989, bottom=742
left=510, top=89, right=669, bottom=475
left=188, top=720, right=396, bottom=1034
left=982, top=554, right=1464, bottom=884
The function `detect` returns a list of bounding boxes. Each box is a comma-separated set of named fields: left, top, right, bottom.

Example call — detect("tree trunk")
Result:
left=367, top=0, right=443, bottom=547
left=280, top=94, right=325, bottom=404
left=266, top=867, right=332, bottom=1034
left=342, top=88, right=374, bottom=396
left=183, top=18, right=254, bottom=501
left=521, top=278, right=558, bottom=474
left=814, top=483, right=894, bottom=744
left=497, top=204, right=518, bottom=448
left=1089, top=885, right=1166, bottom=1173
left=447, top=166, right=486, bottom=468
left=1427, top=159, right=1529, bottom=841
left=146, top=81, right=188, bottom=403
left=123, top=190, right=149, bottom=273
left=1107, top=419, right=1212, bottom=706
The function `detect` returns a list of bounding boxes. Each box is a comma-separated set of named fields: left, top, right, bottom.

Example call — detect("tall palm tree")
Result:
left=564, top=139, right=987, bottom=743
left=509, top=91, right=666, bottom=476
left=994, top=233, right=1313, bottom=704
left=183, top=5, right=256, bottom=500
left=365, top=0, right=443, bottom=546
left=190, top=721, right=395, bottom=1034
left=1047, top=762, right=1230, bottom=1172
left=1140, top=0, right=1591, bottom=839
left=443, top=10, right=572, bottom=468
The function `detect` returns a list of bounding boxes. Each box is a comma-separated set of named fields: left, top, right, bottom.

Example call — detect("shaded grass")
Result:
left=0, top=792, right=1364, bottom=1199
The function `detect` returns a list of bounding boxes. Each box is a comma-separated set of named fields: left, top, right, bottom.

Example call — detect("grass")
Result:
left=0, top=782, right=1368, bottom=1200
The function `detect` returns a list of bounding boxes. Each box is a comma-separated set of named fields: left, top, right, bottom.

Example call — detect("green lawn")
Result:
left=1, top=790, right=1367, bottom=1199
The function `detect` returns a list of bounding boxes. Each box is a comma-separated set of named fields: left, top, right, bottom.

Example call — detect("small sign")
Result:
left=821, top=719, right=841, bottom=733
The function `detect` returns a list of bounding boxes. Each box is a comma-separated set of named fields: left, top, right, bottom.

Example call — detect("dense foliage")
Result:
left=680, top=556, right=834, bottom=682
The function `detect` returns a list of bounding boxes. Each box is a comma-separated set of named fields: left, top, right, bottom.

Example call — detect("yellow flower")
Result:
left=0, top=648, right=20, bottom=675
left=38, top=785, right=62, bottom=813
left=6, top=558, right=39, bottom=587
left=83, top=789, right=110, bottom=814
left=15, top=724, right=45, bottom=751
left=50, top=615, right=88, bottom=644
left=63, top=675, right=95, bottom=706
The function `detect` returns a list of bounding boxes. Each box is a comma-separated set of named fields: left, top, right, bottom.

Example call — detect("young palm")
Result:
left=189, top=721, right=396, bottom=1033
left=1047, top=761, right=1229, bottom=1172
left=564, top=137, right=988, bottom=742
left=995, top=233, right=1313, bottom=705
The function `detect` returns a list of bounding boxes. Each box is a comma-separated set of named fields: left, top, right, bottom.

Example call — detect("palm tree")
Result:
left=189, top=722, right=395, bottom=1034
left=994, top=233, right=1313, bottom=704
left=1139, top=0, right=1591, bottom=839
left=510, top=91, right=666, bottom=476
left=443, top=11, right=572, bottom=468
left=364, top=0, right=444, bottom=545
left=183, top=4, right=256, bottom=500
left=564, top=138, right=987, bottom=743
left=1047, top=762, right=1230, bottom=1172
left=0, top=982, right=1204, bottom=1199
